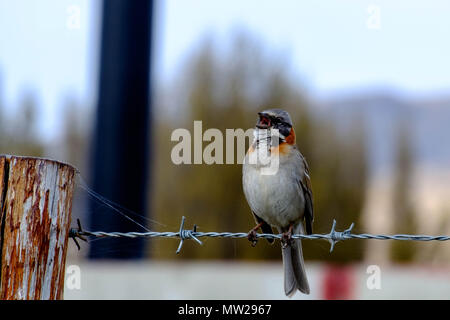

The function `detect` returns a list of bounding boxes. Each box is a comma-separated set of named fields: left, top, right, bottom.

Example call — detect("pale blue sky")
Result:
left=1, top=0, right=450, bottom=140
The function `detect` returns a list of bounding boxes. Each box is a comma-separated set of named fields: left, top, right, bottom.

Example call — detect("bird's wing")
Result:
left=298, top=153, right=314, bottom=235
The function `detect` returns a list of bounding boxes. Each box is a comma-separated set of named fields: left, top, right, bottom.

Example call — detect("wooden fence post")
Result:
left=0, top=155, right=76, bottom=300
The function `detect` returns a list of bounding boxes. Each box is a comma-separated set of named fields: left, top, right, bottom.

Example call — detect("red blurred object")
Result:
left=322, top=265, right=355, bottom=299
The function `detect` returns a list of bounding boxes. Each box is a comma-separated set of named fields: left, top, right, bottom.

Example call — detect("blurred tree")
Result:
left=0, top=92, right=44, bottom=157
left=390, top=120, right=417, bottom=262
left=151, top=31, right=369, bottom=263
left=62, top=99, right=90, bottom=172
left=60, top=98, right=92, bottom=258
left=302, top=113, right=368, bottom=262
left=420, top=207, right=450, bottom=263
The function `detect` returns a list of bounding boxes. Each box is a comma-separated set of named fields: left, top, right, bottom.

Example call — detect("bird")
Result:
left=242, top=108, right=314, bottom=296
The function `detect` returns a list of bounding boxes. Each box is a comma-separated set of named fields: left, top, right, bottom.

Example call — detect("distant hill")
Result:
left=315, top=90, right=450, bottom=174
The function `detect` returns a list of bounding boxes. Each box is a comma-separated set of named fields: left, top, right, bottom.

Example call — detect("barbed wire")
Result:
left=69, top=216, right=450, bottom=253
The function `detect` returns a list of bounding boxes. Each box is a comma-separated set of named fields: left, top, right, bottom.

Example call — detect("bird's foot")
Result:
left=247, top=222, right=263, bottom=247
left=247, top=229, right=258, bottom=247
left=281, top=224, right=294, bottom=249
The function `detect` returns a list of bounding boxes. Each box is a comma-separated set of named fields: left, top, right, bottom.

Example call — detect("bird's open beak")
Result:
left=256, top=112, right=271, bottom=129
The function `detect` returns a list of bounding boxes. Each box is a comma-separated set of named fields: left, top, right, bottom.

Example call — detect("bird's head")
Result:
left=256, top=108, right=295, bottom=144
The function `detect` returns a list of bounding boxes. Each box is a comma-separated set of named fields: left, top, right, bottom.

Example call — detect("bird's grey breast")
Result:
left=243, top=149, right=305, bottom=228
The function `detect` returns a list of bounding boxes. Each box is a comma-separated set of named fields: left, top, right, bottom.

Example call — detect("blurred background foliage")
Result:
left=0, top=30, right=428, bottom=264
left=150, top=32, right=370, bottom=263
left=0, top=91, right=44, bottom=157
left=390, top=120, right=417, bottom=262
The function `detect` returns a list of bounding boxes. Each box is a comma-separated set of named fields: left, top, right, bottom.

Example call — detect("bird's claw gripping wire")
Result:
left=176, top=216, right=203, bottom=254
left=327, top=219, right=354, bottom=252
left=247, top=222, right=264, bottom=247
left=69, top=218, right=88, bottom=251
left=247, top=229, right=258, bottom=247
left=281, top=224, right=294, bottom=249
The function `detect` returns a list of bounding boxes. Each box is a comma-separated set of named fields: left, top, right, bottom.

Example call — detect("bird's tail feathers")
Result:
left=282, top=223, right=310, bottom=296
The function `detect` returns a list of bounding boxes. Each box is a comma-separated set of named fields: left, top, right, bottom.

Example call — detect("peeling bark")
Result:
left=0, top=155, right=75, bottom=300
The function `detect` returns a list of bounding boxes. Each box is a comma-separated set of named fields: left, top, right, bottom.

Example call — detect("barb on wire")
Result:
left=327, top=220, right=355, bottom=252
left=176, top=216, right=202, bottom=254
left=69, top=216, right=450, bottom=254
left=69, top=218, right=88, bottom=251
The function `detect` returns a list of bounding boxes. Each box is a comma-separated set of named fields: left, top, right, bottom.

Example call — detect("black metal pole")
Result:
left=89, top=0, right=153, bottom=259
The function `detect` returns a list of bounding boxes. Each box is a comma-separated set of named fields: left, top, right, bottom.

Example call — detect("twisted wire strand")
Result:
left=69, top=217, right=450, bottom=253
left=76, top=231, right=450, bottom=241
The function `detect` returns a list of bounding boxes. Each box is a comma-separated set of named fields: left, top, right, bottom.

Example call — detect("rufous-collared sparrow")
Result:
left=242, top=108, right=314, bottom=296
